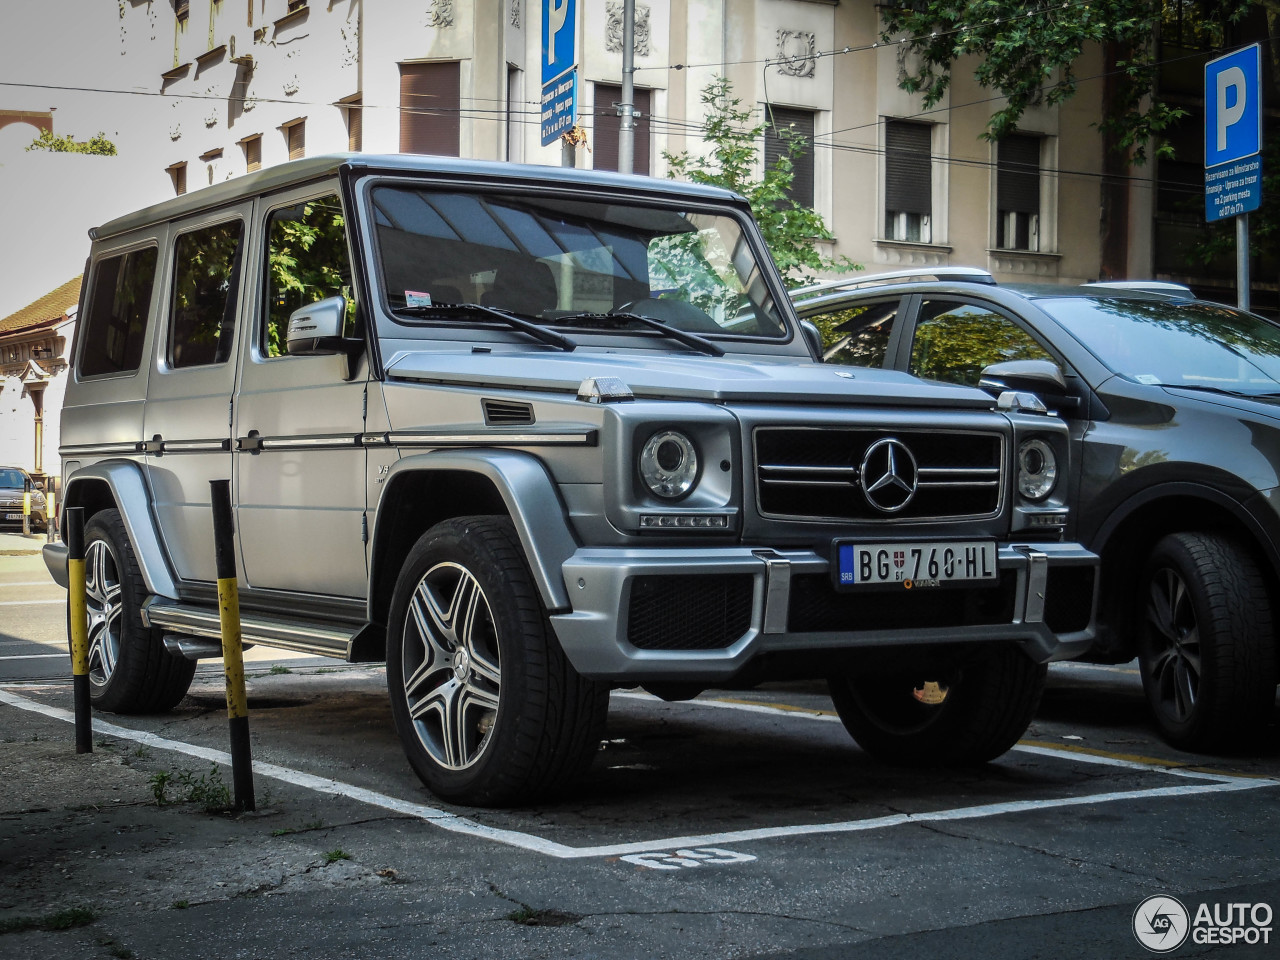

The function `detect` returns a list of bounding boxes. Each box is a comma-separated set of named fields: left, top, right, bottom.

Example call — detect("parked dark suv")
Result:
left=793, top=268, right=1280, bottom=751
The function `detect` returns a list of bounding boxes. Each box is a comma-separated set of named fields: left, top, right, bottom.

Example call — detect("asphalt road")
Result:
left=2, top=549, right=1278, bottom=960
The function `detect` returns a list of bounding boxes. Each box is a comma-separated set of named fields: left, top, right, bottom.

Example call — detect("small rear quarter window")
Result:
left=78, top=246, right=158, bottom=377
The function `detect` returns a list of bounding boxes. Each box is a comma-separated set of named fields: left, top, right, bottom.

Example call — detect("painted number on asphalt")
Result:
left=620, top=848, right=757, bottom=870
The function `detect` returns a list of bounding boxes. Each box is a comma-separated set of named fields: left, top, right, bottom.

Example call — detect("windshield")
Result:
left=369, top=185, right=788, bottom=338
left=0, top=470, right=28, bottom=488
left=1038, top=297, right=1280, bottom=393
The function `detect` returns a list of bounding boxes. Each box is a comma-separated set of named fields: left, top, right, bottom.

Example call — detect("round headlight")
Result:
left=1017, top=438, right=1058, bottom=500
left=640, top=430, right=699, bottom=499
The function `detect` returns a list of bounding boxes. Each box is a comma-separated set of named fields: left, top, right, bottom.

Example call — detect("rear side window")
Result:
left=169, top=220, right=244, bottom=368
left=78, top=246, right=158, bottom=377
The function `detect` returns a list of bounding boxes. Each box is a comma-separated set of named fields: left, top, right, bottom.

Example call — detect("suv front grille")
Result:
left=754, top=428, right=1004, bottom=522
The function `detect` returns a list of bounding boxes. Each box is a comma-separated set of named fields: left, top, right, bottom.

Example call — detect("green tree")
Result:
left=26, top=129, right=118, bottom=155
left=878, top=1, right=1252, bottom=163
left=664, top=76, right=857, bottom=283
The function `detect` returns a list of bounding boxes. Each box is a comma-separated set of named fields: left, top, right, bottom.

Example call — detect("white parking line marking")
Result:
left=0, top=654, right=66, bottom=661
left=0, top=688, right=1274, bottom=862
left=0, top=599, right=64, bottom=606
left=0, top=582, right=59, bottom=589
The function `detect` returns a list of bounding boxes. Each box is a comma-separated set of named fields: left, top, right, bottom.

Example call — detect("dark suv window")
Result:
left=169, top=220, right=244, bottom=368
left=78, top=246, right=158, bottom=377
left=910, top=299, right=1052, bottom=386
left=263, top=195, right=354, bottom=357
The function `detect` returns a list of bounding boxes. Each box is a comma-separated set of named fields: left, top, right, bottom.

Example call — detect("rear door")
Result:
left=142, top=208, right=248, bottom=583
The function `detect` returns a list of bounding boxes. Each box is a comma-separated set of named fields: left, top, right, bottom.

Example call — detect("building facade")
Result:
left=115, top=0, right=1141, bottom=285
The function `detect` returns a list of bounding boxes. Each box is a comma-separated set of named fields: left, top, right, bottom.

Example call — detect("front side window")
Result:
left=884, top=119, right=932, bottom=243
left=169, top=220, right=243, bottom=368
left=264, top=195, right=354, bottom=357
left=909, top=300, right=1053, bottom=386
left=79, top=246, right=158, bottom=377
left=369, top=185, right=788, bottom=338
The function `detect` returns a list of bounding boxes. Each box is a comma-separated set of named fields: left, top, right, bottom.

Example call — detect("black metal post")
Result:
left=210, top=479, right=255, bottom=812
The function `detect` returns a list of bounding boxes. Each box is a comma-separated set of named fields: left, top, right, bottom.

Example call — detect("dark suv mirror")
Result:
left=979, top=359, right=1080, bottom=414
left=979, top=359, right=1065, bottom=394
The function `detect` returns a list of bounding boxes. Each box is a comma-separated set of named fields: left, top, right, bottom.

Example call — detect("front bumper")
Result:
left=550, top=542, right=1098, bottom=682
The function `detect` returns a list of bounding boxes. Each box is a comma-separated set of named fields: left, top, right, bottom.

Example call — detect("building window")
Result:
left=241, top=135, right=262, bottom=171
left=285, top=119, right=305, bottom=159
left=167, top=161, right=187, bottom=196
left=997, top=135, right=1041, bottom=251
left=592, top=84, right=652, bottom=176
left=884, top=119, right=932, bottom=243
left=345, top=100, right=363, bottom=152
left=399, top=62, right=461, bottom=157
left=764, top=107, right=815, bottom=208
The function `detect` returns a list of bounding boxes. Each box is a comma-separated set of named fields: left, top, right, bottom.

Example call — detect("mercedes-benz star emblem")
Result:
left=859, top=437, right=919, bottom=513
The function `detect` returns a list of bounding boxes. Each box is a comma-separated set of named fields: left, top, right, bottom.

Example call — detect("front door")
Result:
left=232, top=186, right=369, bottom=599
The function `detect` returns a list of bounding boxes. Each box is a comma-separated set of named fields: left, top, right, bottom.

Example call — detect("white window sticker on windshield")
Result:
left=405, top=290, right=432, bottom=307
left=1134, top=374, right=1161, bottom=384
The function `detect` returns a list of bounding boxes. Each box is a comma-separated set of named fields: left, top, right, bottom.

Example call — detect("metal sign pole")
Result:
left=618, top=0, right=636, bottom=175
left=1238, top=213, right=1251, bottom=311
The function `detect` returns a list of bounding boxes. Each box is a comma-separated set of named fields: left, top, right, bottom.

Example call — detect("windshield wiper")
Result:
left=555, top=311, right=725, bottom=357
left=393, top=302, right=577, bottom=352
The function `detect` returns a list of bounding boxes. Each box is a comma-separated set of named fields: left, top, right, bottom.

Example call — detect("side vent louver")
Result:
left=482, top=398, right=535, bottom=426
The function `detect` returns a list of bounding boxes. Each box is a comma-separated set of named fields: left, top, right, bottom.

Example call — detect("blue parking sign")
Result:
left=541, top=0, right=578, bottom=146
left=1205, top=44, right=1262, bottom=167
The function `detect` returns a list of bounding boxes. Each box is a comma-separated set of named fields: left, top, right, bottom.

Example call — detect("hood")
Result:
left=383, top=348, right=996, bottom=409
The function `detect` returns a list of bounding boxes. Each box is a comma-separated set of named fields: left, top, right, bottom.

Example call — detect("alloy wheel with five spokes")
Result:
left=401, top=561, right=502, bottom=770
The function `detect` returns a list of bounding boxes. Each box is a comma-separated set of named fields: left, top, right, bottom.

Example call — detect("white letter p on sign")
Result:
left=1217, top=66, right=1247, bottom=151
left=547, top=0, right=568, bottom=66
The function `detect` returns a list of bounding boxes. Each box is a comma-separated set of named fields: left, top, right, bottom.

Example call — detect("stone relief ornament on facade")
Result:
left=510, top=0, right=520, bottom=29
left=427, top=0, right=455, bottom=28
left=605, top=1, right=650, bottom=57
left=776, top=30, right=816, bottom=78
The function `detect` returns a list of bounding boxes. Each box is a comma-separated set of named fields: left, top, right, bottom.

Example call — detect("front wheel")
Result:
left=827, top=645, right=1046, bottom=765
left=1138, top=532, right=1278, bottom=751
left=386, top=516, right=608, bottom=806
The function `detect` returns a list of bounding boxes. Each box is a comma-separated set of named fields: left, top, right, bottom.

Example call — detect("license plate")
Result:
left=4, top=513, right=23, bottom=520
left=835, top=540, right=998, bottom=588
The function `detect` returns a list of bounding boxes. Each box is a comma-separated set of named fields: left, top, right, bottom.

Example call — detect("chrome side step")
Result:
left=144, top=598, right=355, bottom=661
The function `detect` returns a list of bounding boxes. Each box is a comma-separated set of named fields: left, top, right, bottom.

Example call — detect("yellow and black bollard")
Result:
left=210, top=479, right=255, bottom=812
left=46, top=478, right=57, bottom=544
left=65, top=506, right=93, bottom=754
left=22, top=477, right=31, bottom=537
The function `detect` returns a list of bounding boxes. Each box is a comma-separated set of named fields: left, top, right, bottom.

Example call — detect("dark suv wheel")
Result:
left=1138, top=532, right=1278, bottom=751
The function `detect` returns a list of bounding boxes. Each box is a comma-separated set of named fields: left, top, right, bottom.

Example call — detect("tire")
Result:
left=827, top=645, right=1046, bottom=765
left=79, top=508, right=195, bottom=713
left=1137, top=532, right=1278, bottom=751
left=385, top=516, right=608, bottom=806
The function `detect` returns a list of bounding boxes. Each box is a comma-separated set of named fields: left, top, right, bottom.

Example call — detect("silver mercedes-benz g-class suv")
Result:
left=46, top=155, right=1096, bottom=805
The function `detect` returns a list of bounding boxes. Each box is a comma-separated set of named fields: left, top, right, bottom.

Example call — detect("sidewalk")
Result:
left=0, top=531, right=49, bottom=556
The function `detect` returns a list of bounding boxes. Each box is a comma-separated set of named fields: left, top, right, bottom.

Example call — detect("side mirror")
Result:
left=286, top=296, right=347, bottom=355
left=979, top=359, right=1079, bottom=413
left=979, top=359, right=1066, bottom=395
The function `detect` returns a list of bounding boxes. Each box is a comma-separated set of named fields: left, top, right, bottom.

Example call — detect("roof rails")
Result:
left=790, top=267, right=997, bottom=299
left=1082, top=280, right=1195, bottom=297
